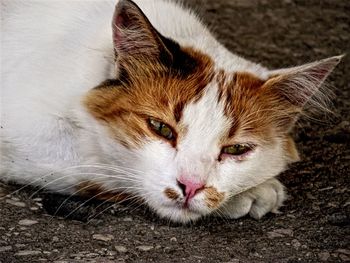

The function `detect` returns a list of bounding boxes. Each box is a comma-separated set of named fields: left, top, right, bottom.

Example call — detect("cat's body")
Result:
left=1, top=0, right=341, bottom=223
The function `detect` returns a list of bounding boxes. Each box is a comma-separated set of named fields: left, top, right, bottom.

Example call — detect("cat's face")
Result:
left=83, top=0, right=339, bottom=222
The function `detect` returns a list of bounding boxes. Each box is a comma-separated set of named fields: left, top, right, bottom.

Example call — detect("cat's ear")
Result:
left=264, top=55, right=342, bottom=108
left=262, top=55, right=342, bottom=130
left=112, top=0, right=173, bottom=78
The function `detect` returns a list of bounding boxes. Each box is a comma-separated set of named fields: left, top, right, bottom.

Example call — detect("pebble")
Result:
left=5, top=199, right=26, bottom=207
left=249, top=252, right=262, bottom=258
left=336, top=249, right=350, bottom=255
left=114, top=246, right=127, bottom=253
left=18, top=219, right=38, bottom=226
left=86, top=252, right=99, bottom=258
left=106, top=250, right=116, bottom=256
left=267, top=228, right=293, bottom=238
left=15, top=250, right=41, bottom=256
left=92, top=234, right=114, bottom=242
left=136, top=245, right=154, bottom=251
left=15, top=244, right=26, bottom=248
left=164, top=246, right=173, bottom=253
left=339, top=254, right=350, bottom=261
left=122, top=217, right=133, bottom=222
left=306, top=193, right=317, bottom=200
left=170, top=237, right=177, bottom=242
left=267, top=231, right=283, bottom=238
left=291, top=239, right=301, bottom=249
left=0, top=246, right=12, bottom=252
left=52, top=236, right=59, bottom=242
left=328, top=213, right=349, bottom=226
left=318, top=186, right=334, bottom=192
left=318, top=251, right=330, bottom=261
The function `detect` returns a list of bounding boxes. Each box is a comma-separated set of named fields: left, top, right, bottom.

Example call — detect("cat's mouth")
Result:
left=163, top=186, right=225, bottom=209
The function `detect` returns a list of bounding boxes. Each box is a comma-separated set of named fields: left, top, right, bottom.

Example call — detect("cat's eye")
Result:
left=221, top=144, right=253, bottom=157
left=148, top=119, right=175, bottom=141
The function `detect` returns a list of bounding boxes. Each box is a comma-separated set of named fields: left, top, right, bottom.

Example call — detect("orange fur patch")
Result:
left=284, top=136, right=300, bottom=163
left=204, top=186, right=225, bottom=208
left=164, top=187, right=180, bottom=200
left=84, top=47, right=214, bottom=148
left=77, top=181, right=131, bottom=202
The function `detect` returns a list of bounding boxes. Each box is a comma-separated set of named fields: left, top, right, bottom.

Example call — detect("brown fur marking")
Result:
left=77, top=181, right=131, bottom=202
left=204, top=186, right=225, bottom=208
left=164, top=187, right=180, bottom=200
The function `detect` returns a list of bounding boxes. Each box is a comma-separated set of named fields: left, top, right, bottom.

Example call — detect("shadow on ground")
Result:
left=0, top=0, right=349, bottom=262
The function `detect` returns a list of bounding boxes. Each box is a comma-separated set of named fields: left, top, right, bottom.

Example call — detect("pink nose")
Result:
left=177, top=177, right=205, bottom=201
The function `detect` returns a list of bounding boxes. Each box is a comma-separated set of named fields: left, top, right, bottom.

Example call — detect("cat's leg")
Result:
left=220, top=178, right=286, bottom=220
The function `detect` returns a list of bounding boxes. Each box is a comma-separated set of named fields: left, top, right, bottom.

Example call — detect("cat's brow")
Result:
left=216, top=70, right=268, bottom=139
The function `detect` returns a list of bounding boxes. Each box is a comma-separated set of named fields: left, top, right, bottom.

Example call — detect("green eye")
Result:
left=222, top=144, right=253, bottom=156
left=148, top=119, right=175, bottom=141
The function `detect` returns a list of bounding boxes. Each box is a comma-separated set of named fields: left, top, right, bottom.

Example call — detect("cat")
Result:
left=1, top=0, right=341, bottom=223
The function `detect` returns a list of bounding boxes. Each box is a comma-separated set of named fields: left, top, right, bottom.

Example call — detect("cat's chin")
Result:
left=154, top=205, right=207, bottom=223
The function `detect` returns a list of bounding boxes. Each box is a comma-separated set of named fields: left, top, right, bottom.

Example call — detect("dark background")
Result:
left=0, top=0, right=349, bottom=262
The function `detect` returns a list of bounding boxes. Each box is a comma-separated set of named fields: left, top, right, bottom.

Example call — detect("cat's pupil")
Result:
left=160, top=125, right=172, bottom=139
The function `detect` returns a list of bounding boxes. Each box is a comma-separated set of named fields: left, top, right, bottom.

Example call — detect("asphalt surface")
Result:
left=0, top=0, right=349, bottom=262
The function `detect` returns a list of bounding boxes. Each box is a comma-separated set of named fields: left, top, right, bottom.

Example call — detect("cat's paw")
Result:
left=220, top=178, right=286, bottom=220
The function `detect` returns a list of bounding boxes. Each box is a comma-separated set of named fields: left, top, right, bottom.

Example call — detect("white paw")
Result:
left=220, top=178, right=286, bottom=220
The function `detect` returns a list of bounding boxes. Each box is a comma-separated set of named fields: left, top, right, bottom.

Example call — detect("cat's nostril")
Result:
left=177, top=179, right=186, bottom=197
left=177, top=178, right=205, bottom=200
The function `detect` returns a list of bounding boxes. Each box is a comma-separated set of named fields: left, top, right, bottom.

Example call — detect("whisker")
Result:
left=7, top=164, right=96, bottom=197
left=49, top=179, right=139, bottom=220
left=29, top=172, right=142, bottom=199
left=7, top=163, right=145, bottom=198
left=86, top=194, right=145, bottom=224
left=63, top=185, right=143, bottom=220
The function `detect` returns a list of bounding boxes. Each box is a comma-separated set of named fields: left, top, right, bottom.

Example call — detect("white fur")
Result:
left=0, top=0, right=335, bottom=222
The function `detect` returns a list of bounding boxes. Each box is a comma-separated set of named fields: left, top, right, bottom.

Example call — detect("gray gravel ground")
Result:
left=1, top=0, right=349, bottom=262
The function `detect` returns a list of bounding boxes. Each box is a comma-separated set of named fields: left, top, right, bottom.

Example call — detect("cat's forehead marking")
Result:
left=216, top=70, right=264, bottom=113
left=215, top=70, right=270, bottom=139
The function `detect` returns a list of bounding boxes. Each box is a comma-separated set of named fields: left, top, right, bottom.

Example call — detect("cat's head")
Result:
left=82, top=0, right=341, bottom=222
